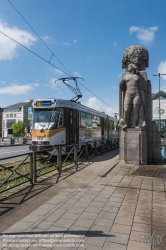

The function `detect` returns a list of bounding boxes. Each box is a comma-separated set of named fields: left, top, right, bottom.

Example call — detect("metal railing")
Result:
left=0, top=153, right=33, bottom=193
left=0, top=137, right=12, bottom=145
left=0, top=138, right=119, bottom=194
left=0, top=137, right=31, bottom=145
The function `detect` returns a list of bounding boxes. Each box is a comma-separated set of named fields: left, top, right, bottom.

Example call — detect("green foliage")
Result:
left=12, top=120, right=25, bottom=137
left=108, top=120, right=114, bottom=131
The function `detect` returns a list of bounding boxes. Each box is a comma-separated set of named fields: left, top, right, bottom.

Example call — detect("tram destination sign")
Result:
left=36, top=100, right=52, bottom=107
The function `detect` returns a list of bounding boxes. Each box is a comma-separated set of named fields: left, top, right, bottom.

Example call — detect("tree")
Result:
left=12, top=121, right=25, bottom=137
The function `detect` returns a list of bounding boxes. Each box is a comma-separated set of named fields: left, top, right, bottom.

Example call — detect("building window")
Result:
left=10, top=114, right=13, bottom=117
left=6, top=119, right=16, bottom=128
left=2, top=120, right=5, bottom=128
left=3, top=108, right=20, bottom=112
left=14, top=114, right=16, bottom=117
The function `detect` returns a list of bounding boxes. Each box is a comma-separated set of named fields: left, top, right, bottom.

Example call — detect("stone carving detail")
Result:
left=122, top=45, right=149, bottom=71
left=119, top=45, right=148, bottom=129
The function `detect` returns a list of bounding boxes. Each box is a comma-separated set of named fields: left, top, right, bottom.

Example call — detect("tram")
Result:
left=29, top=98, right=118, bottom=152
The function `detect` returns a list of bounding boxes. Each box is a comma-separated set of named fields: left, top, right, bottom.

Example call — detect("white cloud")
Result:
left=73, top=71, right=81, bottom=77
left=55, top=69, right=63, bottom=74
left=62, top=41, right=70, bottom=46
left=0, top=84, right=35, bottom=95
left=33, top=83, right=39, bottom=87
left=129, top=26, right=158, bottom=44
left=85, top=97, right=115, bottom=116
left=106, top=107, right=117, bottom=117
left=86, top=97, right=102, bottom=111
left=50, top=78, right=63, bottom=89
left=0, top=20, right=37, bottom=60
left=42, top=35, right=54, bottom=43
left=158, top=61, right=166, bottom=81
left=62, top=40, right=77, bottom=46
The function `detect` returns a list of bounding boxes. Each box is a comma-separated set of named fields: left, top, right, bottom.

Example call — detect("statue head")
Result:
left=122, top=45, right=149, bottom=71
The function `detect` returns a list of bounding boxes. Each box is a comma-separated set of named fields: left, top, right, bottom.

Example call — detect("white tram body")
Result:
left=29, top=98, right=118, bottom=152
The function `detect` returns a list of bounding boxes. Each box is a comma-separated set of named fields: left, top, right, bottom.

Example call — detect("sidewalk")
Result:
left=0, top=149, right=166, bottom=250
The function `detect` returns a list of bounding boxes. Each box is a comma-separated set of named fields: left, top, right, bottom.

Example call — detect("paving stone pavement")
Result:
left=0, top=149, right=166, bottom=250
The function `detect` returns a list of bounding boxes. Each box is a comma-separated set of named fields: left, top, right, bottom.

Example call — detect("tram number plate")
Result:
left=37, top=146, right=41, bottom=151
left=36, top=101, right=42, bottom=106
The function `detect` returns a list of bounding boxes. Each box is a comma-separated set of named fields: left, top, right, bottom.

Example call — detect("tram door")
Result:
left=66, top=109, right=79, bottom=150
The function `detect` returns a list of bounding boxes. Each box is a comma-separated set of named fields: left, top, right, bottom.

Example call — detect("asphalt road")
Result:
left=0, top=145, right=32, bottom=163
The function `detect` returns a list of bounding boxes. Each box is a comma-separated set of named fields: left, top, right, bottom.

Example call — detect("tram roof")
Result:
left=32, top=98, right=117, bottom=121
left=57, top=99, right=117, bottom=121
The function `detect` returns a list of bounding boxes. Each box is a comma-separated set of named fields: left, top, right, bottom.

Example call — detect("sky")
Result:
left=0, top=0, right=166, bottom=116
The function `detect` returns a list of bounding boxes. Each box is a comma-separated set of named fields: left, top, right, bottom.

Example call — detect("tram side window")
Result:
left=81, top=112, right=92, bottom=128
left=96, top=116, right=101, bottom=128
left=92, top=115, right=101, bottom=129
left=81, top=112, right=85, bottom=127
left=58, top=108, right=64, bottom=127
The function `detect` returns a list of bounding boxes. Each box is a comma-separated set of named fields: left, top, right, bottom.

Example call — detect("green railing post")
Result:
left=106, top=139, right=108, bottom=151
left=94, top=141, right=97, bottom=156
left=101, top=140, right=103, bottom=153
left=113, top=139, right=115, bottom=148
left=86, top=142, right=88, bottom=160
left=30, top=153, right=33, bottom=184
left=33, top=151, right=37, bottom=183
left=110, top=139, right=113, bottom=150
left=74, top=145, right=78, bottom=171
left=57, top=146, right=62, bottom=173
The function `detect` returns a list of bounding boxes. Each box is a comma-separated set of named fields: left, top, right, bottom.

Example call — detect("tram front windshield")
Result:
left=32, top=108, right=59, bottom=130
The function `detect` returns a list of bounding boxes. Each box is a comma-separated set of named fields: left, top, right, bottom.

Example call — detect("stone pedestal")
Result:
left=120, top=128, right=147, bottom=165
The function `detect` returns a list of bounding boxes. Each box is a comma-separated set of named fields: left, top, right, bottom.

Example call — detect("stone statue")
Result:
left=119, top=45, right=161, bottom=164
left=119, top=45, right=148, bottom=129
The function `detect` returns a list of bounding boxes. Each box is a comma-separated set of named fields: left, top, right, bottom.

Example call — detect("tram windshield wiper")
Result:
left=46, top=110, right=58, bottom=129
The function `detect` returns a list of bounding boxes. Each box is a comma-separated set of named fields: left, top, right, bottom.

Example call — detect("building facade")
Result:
left=2, top=100, right=33, bottom=137
left=152, top=91, right=166, bottom=134
left=0, top=108, right=2, bottom=137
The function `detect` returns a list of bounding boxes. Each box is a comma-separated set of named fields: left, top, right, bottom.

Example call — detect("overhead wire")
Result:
left=77, top=80, right=117, bottom=111
left=7, top=0, right=72, bottom=77
left=0, top=30, right=71, bottom=76
left=5, top=0, right=118, bottom=112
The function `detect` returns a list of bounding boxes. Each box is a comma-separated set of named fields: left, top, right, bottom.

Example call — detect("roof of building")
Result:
left=152, top=91, right=166, bottom=100
left=4, top=102, right=30, bottom=109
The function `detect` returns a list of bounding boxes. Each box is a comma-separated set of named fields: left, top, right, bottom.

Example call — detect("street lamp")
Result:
left=153, top=73, right=166, bottom=132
